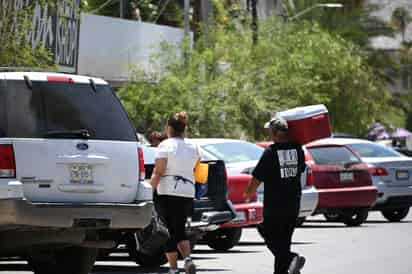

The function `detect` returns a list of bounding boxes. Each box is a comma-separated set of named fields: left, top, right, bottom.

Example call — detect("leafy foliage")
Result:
left=83, top=0, right=184, bottom=26
left=119, top=17, right=390, bottom=140
left=0, top=0, right=54, bottom=68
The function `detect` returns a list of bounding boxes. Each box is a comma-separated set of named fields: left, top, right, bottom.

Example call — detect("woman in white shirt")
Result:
left=150, top=112, right=200, bottom=274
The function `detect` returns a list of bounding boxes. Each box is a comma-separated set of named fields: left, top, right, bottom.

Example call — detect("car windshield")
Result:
left=347, top=143, right=402, bottom=158
left=201, top=141, right=264, bottom=164
left=308, top=146, right=360, bottom=166
left=0, top=80, right=136, bottom=141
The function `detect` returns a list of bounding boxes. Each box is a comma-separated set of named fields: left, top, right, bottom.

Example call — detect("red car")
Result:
left=191, top=139, right=264, bottom=251
left=305, top=139, right=377, bottom=226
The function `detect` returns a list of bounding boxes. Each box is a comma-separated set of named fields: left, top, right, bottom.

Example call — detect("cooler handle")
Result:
left=312, top=114, right=326, bottom=120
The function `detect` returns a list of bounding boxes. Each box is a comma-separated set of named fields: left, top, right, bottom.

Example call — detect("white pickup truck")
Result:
left=0, top=72, right=153, bottom=274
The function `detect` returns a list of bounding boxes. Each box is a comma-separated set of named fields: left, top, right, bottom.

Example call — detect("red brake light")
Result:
left=0, top=144, right=16, bottom=178
left=47, top=76, right=75, bottom=83
left=368, top=164, right=388, bottom=177
left=306, top=166, right=314, bottom=186
left=138, top=147, right=145, bottom=181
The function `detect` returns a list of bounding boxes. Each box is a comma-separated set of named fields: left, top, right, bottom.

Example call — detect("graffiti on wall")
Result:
left=2, top=0, right=80, bottom=72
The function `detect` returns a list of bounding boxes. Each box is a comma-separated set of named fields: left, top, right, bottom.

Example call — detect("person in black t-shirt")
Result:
left=244, top=116, right=306, bottom=274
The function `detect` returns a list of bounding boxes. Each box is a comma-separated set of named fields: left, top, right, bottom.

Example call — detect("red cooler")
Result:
left=278, top=105, right=331, bottom=145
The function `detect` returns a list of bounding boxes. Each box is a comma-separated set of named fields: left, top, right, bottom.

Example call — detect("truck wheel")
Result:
left=342, top=209, right=369, bottom=227
left=296, top=217, right=306, bottom=227
left=324, top=213, right=342, bottom=222
left=381, top=207, right=410, bottom=222
left=29, top=247, right=97, bottom=274
left=126, top=234, right=167, bottom=267
left=206, top=227, right=242, bottom=251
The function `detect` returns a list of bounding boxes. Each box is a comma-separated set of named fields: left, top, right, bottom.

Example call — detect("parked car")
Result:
left=305, top=139, right=378, bottom=226
left=0, top=72, right=153, bottom=274
left=190, top=139, right=265, bottom=250
left=124, top=145, right=236, bottom=265
left=330, top=138, right=412, bottom=222
left=256, top=142, right=319, bottom=226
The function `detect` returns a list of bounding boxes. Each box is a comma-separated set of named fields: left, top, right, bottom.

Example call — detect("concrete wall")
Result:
left=77, top=14, right=190, bottom=85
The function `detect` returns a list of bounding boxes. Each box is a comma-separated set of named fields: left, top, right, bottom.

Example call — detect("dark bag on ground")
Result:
left=135, top=210, right=170, bottom=255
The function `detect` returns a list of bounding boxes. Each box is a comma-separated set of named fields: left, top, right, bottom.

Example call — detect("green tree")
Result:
left=84, top=0, right=184, bottom=26
left=119, top=17, right=390, bottom=140
left=0, top=0, right=54, bottom=68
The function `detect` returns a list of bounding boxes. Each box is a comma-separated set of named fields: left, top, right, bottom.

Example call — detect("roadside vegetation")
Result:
left=0, top=0, right=54, bottom=68
left=119, top=16, right=390, bottom=140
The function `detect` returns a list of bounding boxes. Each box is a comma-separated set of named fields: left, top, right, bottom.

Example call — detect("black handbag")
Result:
left=135, top=210, right=170, bottom=256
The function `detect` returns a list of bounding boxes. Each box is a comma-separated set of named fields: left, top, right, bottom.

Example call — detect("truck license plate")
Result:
left=70, top=165, right=93, bottom=184
left=231, top=211, right=246, bottom=224
left=340, top=172, right=354, bottom=182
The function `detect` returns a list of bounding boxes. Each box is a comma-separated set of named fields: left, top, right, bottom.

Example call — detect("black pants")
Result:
left=264, top=213, right=299, bottom=274
left=155, top=194, right=193, bottom=253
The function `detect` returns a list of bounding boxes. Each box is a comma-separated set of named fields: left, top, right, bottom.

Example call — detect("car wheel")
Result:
left=126, top=233, right=168, bottom=267
left=324, top=213, right=342, bottom=222
left=342, top=209, right=369, bottom=227
left=28, top=258, right=57, bottom=274
left=381, top=207, right=410, bottom=222
left=206, top=227, right=242, bottom=251
left=296, top=217, right=306, bottom=227
left=29, top=247, right=97, bottom=274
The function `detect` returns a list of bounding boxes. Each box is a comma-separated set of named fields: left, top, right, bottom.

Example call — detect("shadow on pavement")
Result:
left=192, top=249, right=261, bottom=255
left=0, top=263, right=31, bottom=272
left=237, top=241, right=266, bottom=246
left=365, top=220, right=412, bottom=224
left=92, top=265, right=168, bottom=273
left=238, top=241, right=315, bottom=246
left=92, top=265, right=229, bottom=273
left=300, top=220, right=371, bottom=229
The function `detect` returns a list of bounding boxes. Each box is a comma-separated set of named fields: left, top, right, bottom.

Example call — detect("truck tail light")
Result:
left=0, top=144, right=16, bottom=178
left=368, top=164, right=388, bottom=177
left=138, top=146, right=145, bottom=181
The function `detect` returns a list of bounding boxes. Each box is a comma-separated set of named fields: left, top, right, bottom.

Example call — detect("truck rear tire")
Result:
left=206, top=227, right=242, bottom=251
left=29, top=247, right=97, bottom=274
left=324, top=213, right=342, bottom=222
left=381, top=207, right=410, bottom=222
left=342, top=209, right=369, bottom=227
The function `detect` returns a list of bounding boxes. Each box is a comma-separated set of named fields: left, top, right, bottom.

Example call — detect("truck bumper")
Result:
left=0, top=198, right=153, bottom=230
left=221, top=202, right=264, bottom=228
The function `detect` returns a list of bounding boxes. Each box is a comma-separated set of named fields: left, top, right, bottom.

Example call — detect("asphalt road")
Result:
left=1, top=211, right=411, bottom=274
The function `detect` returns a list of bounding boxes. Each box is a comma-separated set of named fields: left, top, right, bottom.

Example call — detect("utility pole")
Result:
left=251, top=0, right=258, bottom=44
left=119, top=0, right=128, bottom=19
left=184, top=0, right=190, bottom=36
left=193, top=0, right=212, bottom=40
left=201, top=0, right=211, bottom=35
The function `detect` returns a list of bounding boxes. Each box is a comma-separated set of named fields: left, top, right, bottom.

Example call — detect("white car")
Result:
left=325, top=138, right=412, bottom=222
left=0, top=72, right=153, bottom=274
left=191, top=139, right=319, bottom=225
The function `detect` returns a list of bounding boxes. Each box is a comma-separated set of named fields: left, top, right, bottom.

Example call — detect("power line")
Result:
left=89, top=0, right=117, bottom=14
left=154, top=0, right=172, bottom=23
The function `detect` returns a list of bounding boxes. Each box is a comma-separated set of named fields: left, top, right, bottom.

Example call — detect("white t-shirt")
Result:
left=155, top=138, right=200, bottom=198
